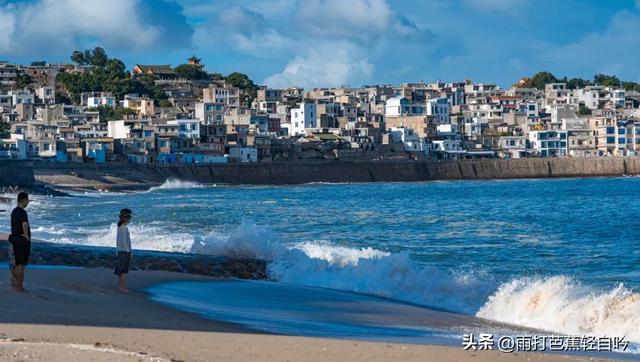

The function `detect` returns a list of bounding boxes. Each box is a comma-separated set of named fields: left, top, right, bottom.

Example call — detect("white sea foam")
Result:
left=147, top=179, right=204, bottom=192
left=37, top=219, right=640, bottom=345
left=188, top=223, right=493, bottom=314
left=49, top=223, right=194, bottom=253
left=477, top=276, right=640, bottom=343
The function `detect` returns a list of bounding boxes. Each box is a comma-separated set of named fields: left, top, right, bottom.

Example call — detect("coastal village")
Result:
left=2, top=48, right=640, bottom=164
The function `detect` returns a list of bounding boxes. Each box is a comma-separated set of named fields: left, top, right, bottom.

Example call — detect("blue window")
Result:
left=607, top=137, right=616, bottom=144
left=619, top=128, right=626, bottom=135
left=619, top=138, right=626, bottom=144
left=560, top=133, right=567, bottom=139
left=607, top=127, right=615, bottom=134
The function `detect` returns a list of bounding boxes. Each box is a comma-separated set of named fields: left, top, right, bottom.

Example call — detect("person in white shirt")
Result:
left=114, top=208, right=132, bottom=293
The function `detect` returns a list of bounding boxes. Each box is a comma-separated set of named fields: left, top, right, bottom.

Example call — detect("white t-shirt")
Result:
left=116, top=225, right=132, bottom=253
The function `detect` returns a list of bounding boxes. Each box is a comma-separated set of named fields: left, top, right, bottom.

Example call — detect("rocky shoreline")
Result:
left=0, top=239, right=267, bottom=280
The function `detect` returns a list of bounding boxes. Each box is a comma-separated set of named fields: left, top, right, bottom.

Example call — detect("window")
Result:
left=619, top=138, right=626, bottom=144
left=607, top=137, right=615, bottom=144
left=607, top=127, right=615, bottom=134
left=618, top=128, right=626, bottom=135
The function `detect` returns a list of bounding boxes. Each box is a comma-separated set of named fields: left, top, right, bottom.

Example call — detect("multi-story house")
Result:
left=563, top=118, right=596, bottom=157
left=195, top=102, right=225, bottom=124
left=528, top=130, right=568, bottom=157
left=289, top=102, right=317, bottom=136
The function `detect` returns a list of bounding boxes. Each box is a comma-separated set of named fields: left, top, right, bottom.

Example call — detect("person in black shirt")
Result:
left=9, top=192, right=30, bottom=292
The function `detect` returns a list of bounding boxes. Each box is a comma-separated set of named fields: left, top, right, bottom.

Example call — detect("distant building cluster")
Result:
left=2, top=58, right=640, bottom=164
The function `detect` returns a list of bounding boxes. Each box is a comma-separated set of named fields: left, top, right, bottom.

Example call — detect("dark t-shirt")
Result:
left=10, top=207, right=30, bottom=240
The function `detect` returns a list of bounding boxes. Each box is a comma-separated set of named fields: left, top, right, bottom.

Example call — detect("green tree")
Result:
left=30, top=61, right=46, bottom=66
left=578, top=105, right=592, bottom=115
left=622, top=81, right=640, bottom=92
left=92, top=106, right=137, bottom=123
left=60, top=47, right=169, bottom=105
left=71, top=50, right=87, bottom=65
left=565, top=77, right=591, bottom=90
left=15, top=73, right=33, bottom=89
left=0, top=121, right=10, bottom=138
left=593, top=74, right=620, bottom=87
left=526, top=71, right=558, bottom=90
left=174, top=64, right=208, bottom=80
left=225, top=72, right=259, bottom=99
left=158, top=99, right=172, bottom=107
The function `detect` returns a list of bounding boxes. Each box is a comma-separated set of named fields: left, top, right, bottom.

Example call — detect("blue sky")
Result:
left=1, top=0, right=640, bottom=89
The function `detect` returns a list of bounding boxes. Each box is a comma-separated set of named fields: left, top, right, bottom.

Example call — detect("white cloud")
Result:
left=0, top=0, right=161, bottom=55
left=263, top=42, right=374, bottom=89
left=295, top=0, right=391, bottom=37
left=542, top=9, right=640, bottom=80
left=194, top=5, right=292, bottom=56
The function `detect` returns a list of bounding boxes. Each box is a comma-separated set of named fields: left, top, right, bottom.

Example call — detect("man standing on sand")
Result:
left=9, top=192, right=31, bottom=292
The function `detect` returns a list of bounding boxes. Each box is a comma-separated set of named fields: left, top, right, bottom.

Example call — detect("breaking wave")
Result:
left=477, top=276, right=640, bottom=343
left=42, top=220, right=640, bottom=345
left=147, top=179, right=204, bottom=192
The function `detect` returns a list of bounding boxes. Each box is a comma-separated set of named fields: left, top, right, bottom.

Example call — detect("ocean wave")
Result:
left=34, top=219, right=640, bottom=345
left=188, top=223, right=494, bottom=314
left=477, top=276, right=640, bottom=343
left=48, top=223, right=194, bottom=253
left=146, top=179, right=204, bottom=192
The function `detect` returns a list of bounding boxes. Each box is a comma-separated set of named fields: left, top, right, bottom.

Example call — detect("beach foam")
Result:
left=477, top=276, right=640, bottom=344
left=188, top=223, right=494, bottom=314
left=33, top=219, right=640, bottom=346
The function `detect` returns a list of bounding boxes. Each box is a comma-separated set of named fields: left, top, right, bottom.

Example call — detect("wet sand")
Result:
left=0, top=268, right=619, bottom=362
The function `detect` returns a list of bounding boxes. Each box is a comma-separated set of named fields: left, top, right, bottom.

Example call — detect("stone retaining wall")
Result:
left=0, top=241, right=267, bottom=280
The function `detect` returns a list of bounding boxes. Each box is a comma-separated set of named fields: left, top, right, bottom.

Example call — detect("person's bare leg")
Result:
left=14, top=265, right=25, bottom=292
left=118, top=274, right=130, bottom=293
left=10, top=268, right=17, bottom=289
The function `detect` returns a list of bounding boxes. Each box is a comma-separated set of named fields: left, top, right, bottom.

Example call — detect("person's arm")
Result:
left=22, top=221, right=30, bottom=241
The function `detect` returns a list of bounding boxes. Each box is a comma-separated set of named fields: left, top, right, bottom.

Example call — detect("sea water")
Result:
left=2, top=177, right=640, bottom=348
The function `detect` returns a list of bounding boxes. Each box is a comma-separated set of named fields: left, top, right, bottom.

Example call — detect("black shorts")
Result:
left=9, top=235, right=30, bottom=266
left=114, top=251, right=131, bottom=275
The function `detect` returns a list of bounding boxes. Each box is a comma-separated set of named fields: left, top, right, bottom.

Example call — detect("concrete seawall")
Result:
left=1, top=157, right=638, bottom=189
left=31, top=157, right=638, bottom=186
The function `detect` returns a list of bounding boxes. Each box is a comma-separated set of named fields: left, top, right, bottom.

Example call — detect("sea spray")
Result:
left=189, top=222, right=495, bottom=314
left=147, top=179, right=204, bottom=192
left=477, top=276, right=640, bottom=343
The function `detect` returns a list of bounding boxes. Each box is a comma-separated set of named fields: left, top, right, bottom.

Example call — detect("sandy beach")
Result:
left=0, top=267, right=620, bottom=362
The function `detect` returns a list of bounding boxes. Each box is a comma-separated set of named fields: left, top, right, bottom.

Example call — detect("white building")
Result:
left=384, top=96, right=425, bottom=117
left=87, top=96, right=116, bottom=108
left=425, top=97, right=450, bottom=123
left=195, top=102, right=225, bottom=124
left=290, top=102, right=317, bottom=136
left=36, top=86, right=55, bottom=104
left=576, top=86, right=604, bottom=110
left=107, top=120, right=131, bottom=139
left=528, top=130, right=568, bottom=157
left=167, top=119, right=200, bottom=141
left=9, top=90, right=34, bottom=105
left=498, top=136, right=527, bottom=159
left=431, top=139, right=463, bottom=153
left=388, top=127, right=428, bottom=153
